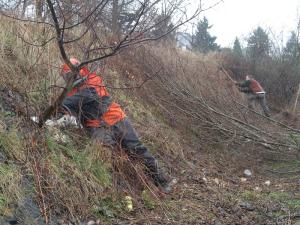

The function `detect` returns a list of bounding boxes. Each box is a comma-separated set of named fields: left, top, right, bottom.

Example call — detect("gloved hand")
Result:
left=50, top=115, right=78, bottom=127
left=31, top=115, right=79, bottom=127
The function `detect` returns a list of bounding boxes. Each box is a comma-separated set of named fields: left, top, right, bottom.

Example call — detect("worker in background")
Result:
left=235, top=75, right=270, bottom=117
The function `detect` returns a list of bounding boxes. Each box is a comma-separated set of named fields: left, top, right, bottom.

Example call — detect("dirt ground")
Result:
left=0, top=87, right=299, bottom=225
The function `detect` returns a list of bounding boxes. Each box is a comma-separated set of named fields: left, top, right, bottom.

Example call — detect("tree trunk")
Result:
left=111, top=0, right=120, bottom=38
left=293, top=84, right=300, bottom=113
left=21, top=0, right=27, bottom=18
left=35, top=0, right=43, bottom=19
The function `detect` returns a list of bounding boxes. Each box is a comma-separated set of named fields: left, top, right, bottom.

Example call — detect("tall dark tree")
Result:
left=109, top=0, right=176, bottom=39
left=283, top=31, right=300, bottom=63
left=246, top=26, right=270, bottom=58
left=191, top=17, right=219, bottom=53
left=35, top=0, right=43, bottom=19
left=233, top=37, right=242, bottom=56
left=151, top=13, right=175, bottom=42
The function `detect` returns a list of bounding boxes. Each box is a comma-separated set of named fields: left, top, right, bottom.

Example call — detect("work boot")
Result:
left=159, top=180, right=172, bottom=193
left=143, top=156, right=175, bottom=193
left=154, top=172, right=177, bottom=194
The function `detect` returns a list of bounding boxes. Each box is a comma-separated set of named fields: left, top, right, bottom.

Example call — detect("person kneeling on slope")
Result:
left=57, top=58, right=174, bottom=193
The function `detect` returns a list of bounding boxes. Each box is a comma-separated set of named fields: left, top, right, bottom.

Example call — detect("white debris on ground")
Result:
left=254, top=186, right=262, bottom=192
left=214, top=178, right=220, bottom=185
left=264, top=180, right=271, bottom=186
left=31, top=116, right=72, bottom=143
left=243, top=169, right=252, bottom=177
left=240, top=177, right=247, bottom=182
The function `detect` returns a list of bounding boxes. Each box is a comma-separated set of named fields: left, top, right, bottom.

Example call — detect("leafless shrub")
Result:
left=112, top=44, right=300, bottom=158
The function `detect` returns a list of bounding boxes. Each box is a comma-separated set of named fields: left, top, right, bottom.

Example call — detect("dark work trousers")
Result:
left=88, top=118, right=168, bottom=186
left=247, top=93, right=270, bottom=117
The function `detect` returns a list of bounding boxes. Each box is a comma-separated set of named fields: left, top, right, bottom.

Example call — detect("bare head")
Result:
left=60, top=57, right=80, bottom=82
left=245, top=75, right=252, bottom=80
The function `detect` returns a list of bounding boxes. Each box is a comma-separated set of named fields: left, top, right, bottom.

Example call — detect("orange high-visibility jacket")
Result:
left=249, top=79, right=264, bottom=93
left=238, top=79, right=264, bottom=94
left=62, top=66, right=125, bottom=127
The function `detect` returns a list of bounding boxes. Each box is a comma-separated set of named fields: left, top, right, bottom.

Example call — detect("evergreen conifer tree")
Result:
left=247, top=26, right=270, bottom=58
left=191, top=17, right=219, bottom=53
left=233, top=37, right=243, bottom=56
left=283, top=31, right=300, bottom=62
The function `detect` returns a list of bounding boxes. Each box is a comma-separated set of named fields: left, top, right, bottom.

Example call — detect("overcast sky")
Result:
left=188, top=0, right=300, bottom=48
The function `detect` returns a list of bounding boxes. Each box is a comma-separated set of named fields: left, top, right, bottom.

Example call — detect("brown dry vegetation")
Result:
left=0, top=16, right=300, bottom=225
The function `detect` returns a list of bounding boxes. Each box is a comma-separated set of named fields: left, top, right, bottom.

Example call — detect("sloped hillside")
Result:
left=0, top=18, right=299, bottom=225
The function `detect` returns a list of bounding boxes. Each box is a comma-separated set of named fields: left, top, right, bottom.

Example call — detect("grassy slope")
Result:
left=0, top=18, right=299, bottom=225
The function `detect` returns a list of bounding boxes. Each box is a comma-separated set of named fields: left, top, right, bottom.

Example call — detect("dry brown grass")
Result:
left=0, top=15, right=299, bottom=224
left=110, top=43, right=299, bottom=158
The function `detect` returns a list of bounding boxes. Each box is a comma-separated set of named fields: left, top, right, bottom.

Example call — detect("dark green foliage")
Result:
left=283, top=31, right=300, bottom=63
left=233, top=37, right=243, bottom=56
left=191, top=17, right=220, bottom=53
left=92, top=195, right=123, bottom=223
left=246, top=26, right=270, bottom=58
left=151, top=14, right=176, bottom=42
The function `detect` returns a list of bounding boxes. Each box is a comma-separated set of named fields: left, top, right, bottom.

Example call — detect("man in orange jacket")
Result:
left=58, top=58, right=173, bottom=193
left=235, top=75, right=270, bottom=117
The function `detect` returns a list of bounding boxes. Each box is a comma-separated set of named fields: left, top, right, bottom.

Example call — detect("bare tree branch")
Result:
left=64, top=0, right=109, bottom=30
left=38, top=0, right=77, bottom=127
left=79, top=0, right=148, bottom=67
left=0, top=10, right=54, bottom=27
